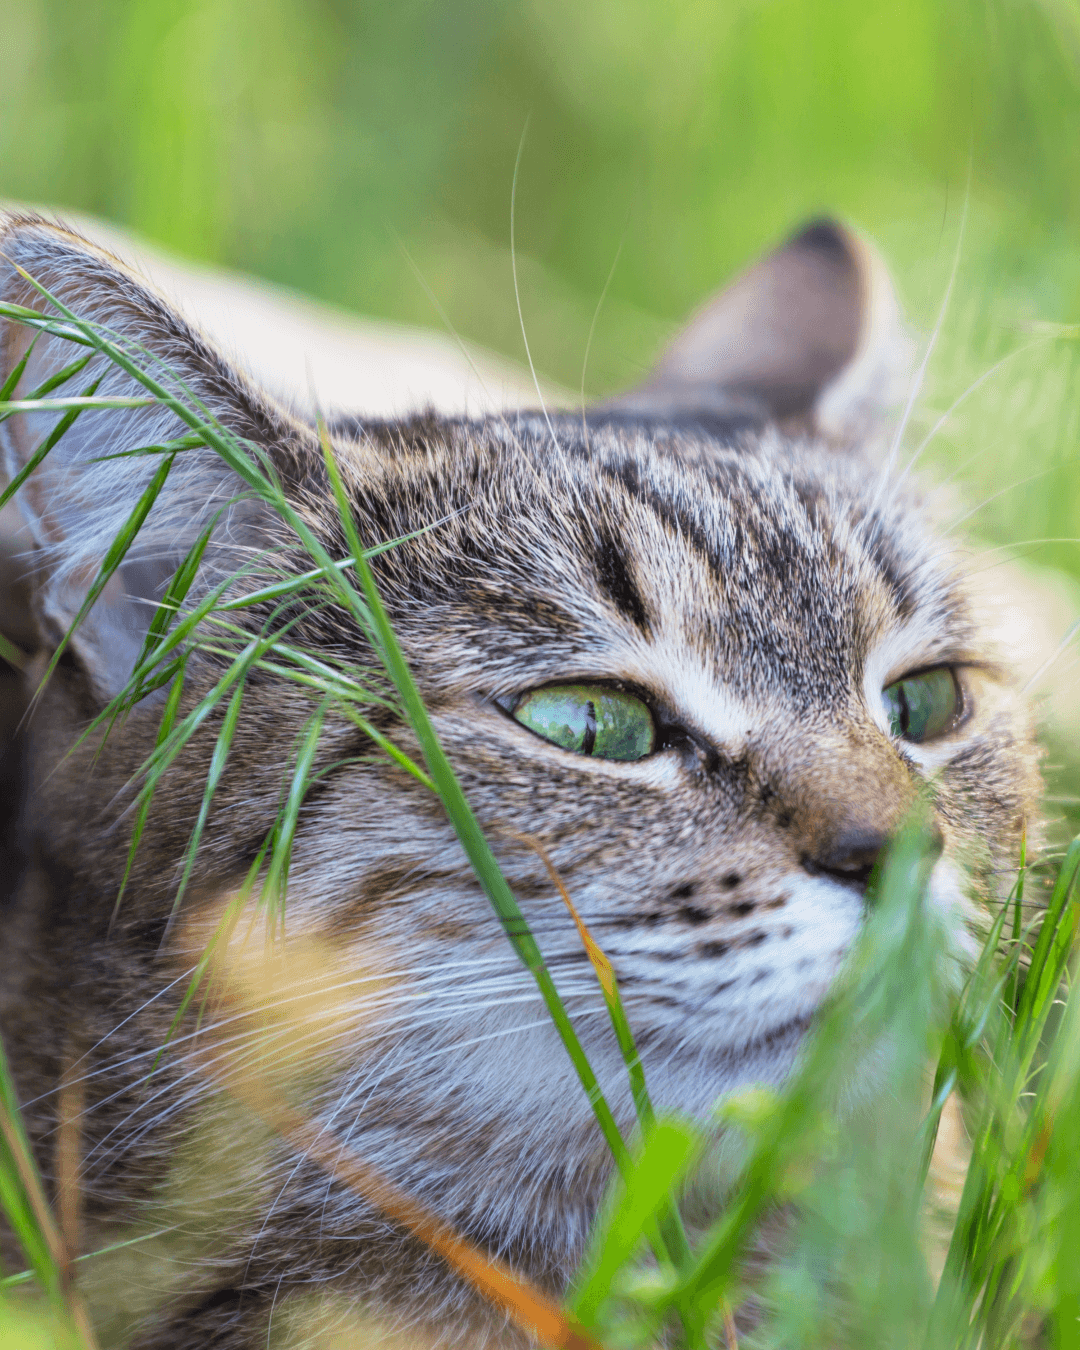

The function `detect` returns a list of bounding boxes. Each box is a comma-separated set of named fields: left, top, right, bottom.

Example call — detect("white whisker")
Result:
left=510, top=118, right=561, bottom=455
left=1023, top=615, right=1080, bottom=694
left=945, top=467, right=1058, bottom=534
left=870, top=172, right=970, bottom=514
left=580, top=233, right=626, bottom=441
left=894, top=337, right=1053, bottom=490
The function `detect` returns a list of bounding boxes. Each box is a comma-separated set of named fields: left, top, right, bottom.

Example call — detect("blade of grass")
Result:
left=33, top=449, right=178, bottom=695
left=516, top=833, right=695, bottom=1278
left=128, top=520, right=215, bottom=698
left=0, top=633, right=27, bottom=671
left=0, top=1101, right=55, bottom=1298
left=0, top=349, right=89, bottom=405
left=573, top=1119, right=700, bottom=1327
left=928, top=839, right=1080, bottom=1346
left=0, top=334, right=38, bottom=403
left=261, top=697, right=329, bottom=925
left=88, top=431, right=207, bottom=462
left=918, top=887, right=1020, bottom=1185
left=0, top=396, right=153, bottom=419
left=315, top=418, right=635, bottom=1175
left=168, top=677, right=247, bottom=923
left=1015, top=836, right=1080, bottom=1037
left=0, top=378, right=102, bottom=515
left=672, top=818, right=944, bottom=1326
left=109, top=654, right=189, bottom=929
left=0, top=340, right=94, bottom=440
left=0, top=1036, right=98, bottom=1347
left=0, top=301, right=95, bottom=347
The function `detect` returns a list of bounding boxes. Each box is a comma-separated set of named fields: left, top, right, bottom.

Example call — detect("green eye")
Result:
left=511, top=684, right=656, bottom=761
left=882, top=667, right=961, bottom=743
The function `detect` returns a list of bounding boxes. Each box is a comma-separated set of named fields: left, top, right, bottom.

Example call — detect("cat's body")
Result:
left=0, top=214, right=1039, bottom=1348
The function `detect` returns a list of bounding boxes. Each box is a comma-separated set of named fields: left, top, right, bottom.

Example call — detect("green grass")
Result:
left=3, top=7, right=1080, bottom=1342
left=1, top=273, right=1080, bottom=1349
left=4, top=0, right=1080, bottom=579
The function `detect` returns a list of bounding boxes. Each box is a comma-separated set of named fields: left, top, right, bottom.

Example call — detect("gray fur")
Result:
left=0, top=214, right=1040, bottom=1348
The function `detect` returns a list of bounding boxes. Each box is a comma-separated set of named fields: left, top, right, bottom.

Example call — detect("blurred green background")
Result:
left=1, top=0, right=1078, bottom=809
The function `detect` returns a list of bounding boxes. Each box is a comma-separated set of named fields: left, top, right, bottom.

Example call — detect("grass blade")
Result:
left=573, top=1119, right=700, bottom=1327
left=315, top=420, right=635, bottom=1176
left=110, top=655, right=189, bottom=929
left=168, top=676, right=247, bottom=923
left=0, top=378, right=102, bottom=514
left=261, top=697, right=329, bottom=921
left=34, top=450, right=178, bottom=693
left=0, top=396, right=154, bottom=420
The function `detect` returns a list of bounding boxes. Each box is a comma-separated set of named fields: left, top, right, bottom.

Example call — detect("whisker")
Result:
left=579, top=232, right=627, bottom=441
left=62, top=972, right=607, bottom=1147
left=1023, top=615, right=1080, bottom=695
left=893, top=337, right=1054, bottom=490
left=944, top=466, right=1058, bottom=534
left=510, top=118, right=561, bottom=455
left=871, top=171, right=970, bottom=513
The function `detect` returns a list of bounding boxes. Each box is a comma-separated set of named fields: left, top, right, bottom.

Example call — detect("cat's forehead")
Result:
left=342, top=415, right=973, bottom=709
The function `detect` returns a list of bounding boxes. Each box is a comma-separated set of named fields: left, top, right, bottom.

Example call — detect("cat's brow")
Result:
left=625, top=642, right=762, bottom=749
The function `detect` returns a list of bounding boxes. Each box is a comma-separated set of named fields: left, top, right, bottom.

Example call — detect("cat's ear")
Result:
left=0, top=214, right=300, bottom=701
left=601, top=218, right=905, bottom=441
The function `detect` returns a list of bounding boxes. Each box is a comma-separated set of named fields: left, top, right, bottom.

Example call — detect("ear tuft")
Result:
left=600, top=217, right=906, bottom=442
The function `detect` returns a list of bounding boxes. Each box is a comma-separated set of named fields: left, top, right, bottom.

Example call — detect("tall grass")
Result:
left=5, top=0, right=1080, bottom=565
left=0, top=289, right=1078, bottom=1350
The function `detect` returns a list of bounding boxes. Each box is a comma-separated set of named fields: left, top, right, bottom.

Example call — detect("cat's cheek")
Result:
left=626, top=873, right=864, bottom=1058
left=926, top=857, right=982, bottom=968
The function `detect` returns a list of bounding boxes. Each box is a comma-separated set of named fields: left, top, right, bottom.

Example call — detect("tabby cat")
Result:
left=0, top=212, right=1039, bottom=1348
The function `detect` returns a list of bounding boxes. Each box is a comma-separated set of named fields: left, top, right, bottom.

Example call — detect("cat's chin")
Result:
left=645, top=1012, right=813, bottom=1116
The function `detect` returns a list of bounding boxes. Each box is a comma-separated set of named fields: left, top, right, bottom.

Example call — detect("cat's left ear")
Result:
left=0, top=213, right=306, bottom=702
left=600, top=219, right=906, bottom=442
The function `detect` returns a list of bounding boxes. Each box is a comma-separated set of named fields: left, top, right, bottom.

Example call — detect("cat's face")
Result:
left=271, top=415, right=1034, bottom=1112
left=0, top=214, right=1040, bottom=1331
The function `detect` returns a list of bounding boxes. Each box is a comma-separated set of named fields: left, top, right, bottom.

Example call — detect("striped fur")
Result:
left=0, top=215, right=1040, bottom=1348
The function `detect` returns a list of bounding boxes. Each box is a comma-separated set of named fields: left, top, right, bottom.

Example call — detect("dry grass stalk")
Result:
left=185, top=896, right=611, bottom=1350
left=226, top=1078, right=607, bottom=1350
left=0, top=1067, right=98, bottom=1349
left=514, top=834, right=616, bottom=1000
left=56, top=1042, right=86, bottom=1281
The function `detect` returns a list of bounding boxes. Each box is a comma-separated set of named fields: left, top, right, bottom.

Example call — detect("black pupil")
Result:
left=895, top=683, right=911, bottom=736
left=581, top=700, right=597, bottom=756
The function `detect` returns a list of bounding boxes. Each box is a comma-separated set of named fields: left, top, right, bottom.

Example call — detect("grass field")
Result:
left=2, top=2, right=1080, bottom=1346
left=2, top=0, right=1079, bottom=563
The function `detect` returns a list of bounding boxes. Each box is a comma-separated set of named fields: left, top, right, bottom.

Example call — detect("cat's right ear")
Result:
left=0, top=214, right=304, bottom=703
left=598, top=218, right=907, bottom=442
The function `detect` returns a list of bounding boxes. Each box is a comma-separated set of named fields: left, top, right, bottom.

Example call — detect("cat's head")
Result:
left=0, top=214, right=1038, bottom=1258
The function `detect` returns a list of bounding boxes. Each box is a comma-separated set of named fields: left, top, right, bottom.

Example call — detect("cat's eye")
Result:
left=882, top=667, right=961, bottom=743
left=510, top=684, right=656, bottom=761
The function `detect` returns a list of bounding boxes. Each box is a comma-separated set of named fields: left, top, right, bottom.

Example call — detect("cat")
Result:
left=0, top=211, right=1040, bottom=1348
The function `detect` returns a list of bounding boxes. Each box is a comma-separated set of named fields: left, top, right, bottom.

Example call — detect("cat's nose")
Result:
left=805, top=828, right=886, bottom=889
left=804, top=825, right=944, bottom=894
